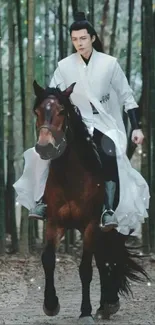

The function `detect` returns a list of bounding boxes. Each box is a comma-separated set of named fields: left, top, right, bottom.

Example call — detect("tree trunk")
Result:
left=45, top=0, right=50, bottom=86
left=140, top=1, right=150, bottom=254
left=15, top=0, right=26, bottom=147
left=6, top=0, right=18, bottom=253
left=71, top=0, right=78, bottom=20
left=141, top=0, right=155, bottom=253
left=109, top=0, right=119, bottom=55
left=19, top=0, right=35, bottom=255
left=123, top=0, right=135, bottom=135
left=54, top=0, right=58, bottom=69
left=64, top=0, right=69, bottom=57
left=58, top=0, right=64, bottom=60
left=88, top=0, right=94, bottom=25
left=100, top=0, right=109, bottom=52
left=0, top=11, right=6, bottom=255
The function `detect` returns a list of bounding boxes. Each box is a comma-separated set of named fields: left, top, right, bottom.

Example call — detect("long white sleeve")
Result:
left=111, top=60, right=138, bottom=112
left=49, top=67, right=66, bottom=90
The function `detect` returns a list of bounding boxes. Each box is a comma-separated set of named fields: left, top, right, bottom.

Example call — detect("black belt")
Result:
left=90, top=102, right=99, bottom=114
left=90, top=94, right=110, bottom=114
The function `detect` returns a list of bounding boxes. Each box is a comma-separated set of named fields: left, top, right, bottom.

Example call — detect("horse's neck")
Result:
left=50, top=144, right=102, bottom=185
left=50, top=146, right=82, bottom=174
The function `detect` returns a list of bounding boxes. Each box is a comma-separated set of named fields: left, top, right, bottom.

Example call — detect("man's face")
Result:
left=71, top=29, right=95, bottom=58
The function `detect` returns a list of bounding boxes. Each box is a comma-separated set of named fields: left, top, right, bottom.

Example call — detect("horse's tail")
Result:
left=113, top=245, right=150, bottom=296
left=94, top=228, right=150, bottom=297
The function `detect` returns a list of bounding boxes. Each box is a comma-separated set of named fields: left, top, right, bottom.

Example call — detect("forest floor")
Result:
left=0, top=251, right=155, bottom=325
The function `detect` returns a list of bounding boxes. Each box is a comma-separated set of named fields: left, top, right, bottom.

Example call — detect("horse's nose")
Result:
left=35, top=143, right=54, bottom=160
left=38, top=128, right=51, bottom=146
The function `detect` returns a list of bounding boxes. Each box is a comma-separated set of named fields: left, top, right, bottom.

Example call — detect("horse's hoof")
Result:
left=43, top=302, right=60, bottom=316
left=107, top=300, right=120, bottom=315
left=95, top=308, right=110, bottom=320
left=78, top=316, right=95, bottom=324
left=95, top=301, right=120, bottom=320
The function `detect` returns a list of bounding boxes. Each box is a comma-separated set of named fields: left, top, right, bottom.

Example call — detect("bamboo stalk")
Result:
left=58, top=0, right=64, bottom=60
left=109, top=0, right=119, bottom=55
left=141, top=0, right=155, bottom=253
left=100, top=0, right=109, bottom=52
left=19, top=0, right=35, bottom=255
left=0, top=8, right=5, bottom=255
left=45, top=0, right=50, bottom=86
left=15, top=0, right=26, bottom=147
left=7, top=0, right=18, bottom=253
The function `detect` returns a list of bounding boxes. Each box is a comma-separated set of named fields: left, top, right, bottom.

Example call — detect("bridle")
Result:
left=37, top=100, right=70, bottom=153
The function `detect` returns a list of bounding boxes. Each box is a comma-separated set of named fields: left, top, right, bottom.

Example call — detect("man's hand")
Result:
left=131, top=129, right=144, bottom=145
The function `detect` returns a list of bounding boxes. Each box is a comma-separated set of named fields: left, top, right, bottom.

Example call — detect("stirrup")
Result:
left=99, top=209, right=118, bottom=232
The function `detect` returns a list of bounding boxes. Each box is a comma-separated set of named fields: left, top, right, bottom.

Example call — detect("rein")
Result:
left=38, top=108, right=70, bottom=153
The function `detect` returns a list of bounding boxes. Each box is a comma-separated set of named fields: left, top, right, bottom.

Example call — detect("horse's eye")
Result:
left=58, top=108, right=65, bottom=116
left=34, top=110, right=38, bottom=117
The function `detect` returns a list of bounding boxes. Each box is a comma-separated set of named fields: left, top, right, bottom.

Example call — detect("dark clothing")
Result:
left=81, top=53, right=92, bottom=65
left=93, top=128, right=119, bottom=209
left=127, top=107, right=141, bottom=130
left=93, top=128, right=118, bottom=182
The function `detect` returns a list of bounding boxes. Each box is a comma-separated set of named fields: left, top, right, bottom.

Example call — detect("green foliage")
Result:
left=0, top=0, right=144, bottom=181
left=1, top=0, right=152, bottom=252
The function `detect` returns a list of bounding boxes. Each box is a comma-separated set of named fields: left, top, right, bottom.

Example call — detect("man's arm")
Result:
left=111, top=60, right=144, bottom=144
left=110, top=59, right=138, bottom=111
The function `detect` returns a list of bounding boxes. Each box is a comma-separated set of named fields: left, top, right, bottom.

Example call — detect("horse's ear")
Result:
left=33, top=80, right=45, bottom=97
left=62, top=82, right=76, bottom=97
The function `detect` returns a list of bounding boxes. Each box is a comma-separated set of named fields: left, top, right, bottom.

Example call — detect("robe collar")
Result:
left=81, top=51, right=93, bottom=65
left=76, top=48, right=97, bottom=67
left=75, top=48, right=97, bottom=82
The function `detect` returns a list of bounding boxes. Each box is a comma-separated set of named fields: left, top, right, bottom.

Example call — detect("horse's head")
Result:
left=33, top=80, right=76, bottom=160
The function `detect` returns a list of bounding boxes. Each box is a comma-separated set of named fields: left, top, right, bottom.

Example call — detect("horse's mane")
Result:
left=34, top=86, right=102, bottom=176
left=65, top=101, right=102, bottom=176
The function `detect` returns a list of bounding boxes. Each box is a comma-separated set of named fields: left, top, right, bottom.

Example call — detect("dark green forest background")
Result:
left=0, top=0, right=155, bottom=256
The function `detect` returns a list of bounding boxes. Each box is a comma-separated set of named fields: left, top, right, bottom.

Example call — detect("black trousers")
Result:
left=93, top=128, right=119, bottom=209
left=93, top=128, right=119, bottom=182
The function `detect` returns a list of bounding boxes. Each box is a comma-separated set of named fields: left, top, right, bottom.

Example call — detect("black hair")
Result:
left=69, top=12, right=103, bottom=53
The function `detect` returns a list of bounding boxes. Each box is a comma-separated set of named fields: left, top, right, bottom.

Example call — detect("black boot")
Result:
left=100, top=181, right=118, bottom=232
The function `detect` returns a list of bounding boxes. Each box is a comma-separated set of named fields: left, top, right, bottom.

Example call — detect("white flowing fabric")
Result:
left=13, top=148, right=50, bottom=210
left=13, top=49, right=150, bottom=236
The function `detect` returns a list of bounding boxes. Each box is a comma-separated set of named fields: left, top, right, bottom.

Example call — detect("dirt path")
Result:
left=0, top=254, right=155, bottom=325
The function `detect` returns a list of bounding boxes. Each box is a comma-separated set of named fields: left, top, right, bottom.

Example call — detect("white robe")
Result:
left=13, top=49, right=150, bottom=236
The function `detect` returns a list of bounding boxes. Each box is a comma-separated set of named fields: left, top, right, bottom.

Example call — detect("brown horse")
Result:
left=33, top=80, right=148, bottom=323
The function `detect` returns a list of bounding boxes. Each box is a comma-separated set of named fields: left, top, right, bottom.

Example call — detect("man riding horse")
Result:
left=14, top=12, right=149, bottom=235
left=13, top=12, right=150, bottom=321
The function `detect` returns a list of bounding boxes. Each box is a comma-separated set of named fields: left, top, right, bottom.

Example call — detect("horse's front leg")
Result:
left=94, top=229, right=121, bottom=320
left=41, top=240, right=60, bottom=316
left=78, top=225, right=95, bottom=324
